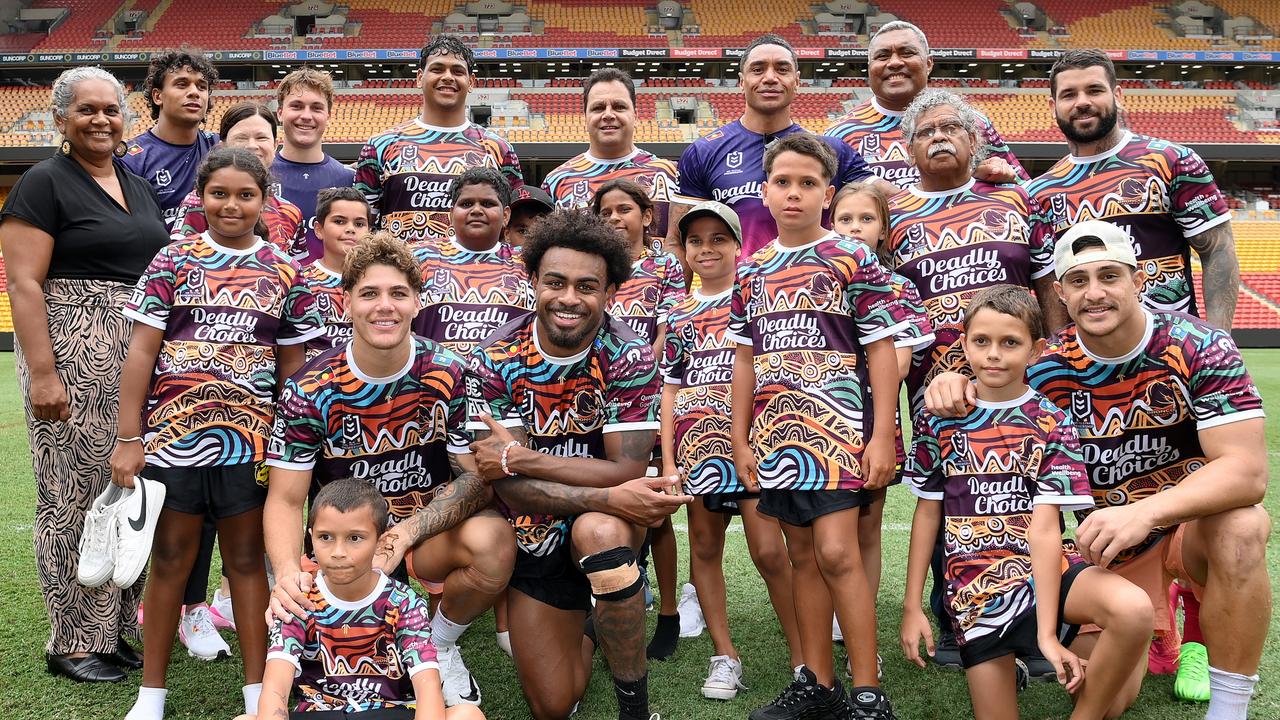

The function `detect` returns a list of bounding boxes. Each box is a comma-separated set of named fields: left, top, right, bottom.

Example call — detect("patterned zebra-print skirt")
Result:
left=15, top=278, right=143, bottom=655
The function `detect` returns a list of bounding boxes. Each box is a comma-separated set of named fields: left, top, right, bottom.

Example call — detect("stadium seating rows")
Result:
left=21, top=0, right=1280, bottom=52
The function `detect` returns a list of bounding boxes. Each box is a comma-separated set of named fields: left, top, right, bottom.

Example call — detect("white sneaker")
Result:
left=436, top=643, right=481, bottom=706
left=78, top=484, right=127, bottom=587
left=209, top=588, right=236, bottom=631
left=179, top=604, right=231, bottom=661
left=677, top=583, right=705, bottom=638
left=112, top=476, right=166, bottom=588
left=701, top=655, right=746, bottom=700
left=832, top=613, right=844, bottom=643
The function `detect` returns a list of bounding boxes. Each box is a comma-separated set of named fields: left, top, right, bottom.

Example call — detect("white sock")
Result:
left=431, top=608, right=470, bottom=647
left=242, top=683, right=263, bottom=715
left=1205, top=666, right=1258, bottom=720
left=125, top=686, right=168, bottom=720
left=495, top=630, right=512, bottom=658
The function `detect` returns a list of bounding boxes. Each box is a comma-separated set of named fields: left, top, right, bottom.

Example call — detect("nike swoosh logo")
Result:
left=128, top=480, right=147, bottom=531
left=461, top=678, right=480, bottom=702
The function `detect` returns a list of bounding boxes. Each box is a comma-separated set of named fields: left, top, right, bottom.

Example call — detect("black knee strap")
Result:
left=579, top=546, right=643, bottom=602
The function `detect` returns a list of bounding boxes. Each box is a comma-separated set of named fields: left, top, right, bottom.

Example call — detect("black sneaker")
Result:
left=1018, top=652, right=1057, bottom=682
left=749, top=666, right=827, bottom=720
left=817, top=678, right=854, bottom=720
left=849, top=686, right=897, bottom=720
left=931, top=631, right=962, bottom=670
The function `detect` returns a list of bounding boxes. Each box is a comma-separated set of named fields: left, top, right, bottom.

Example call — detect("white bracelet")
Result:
left=499, top=440, right=521, bottom=477
left=116, top=435, right=143, bottom=443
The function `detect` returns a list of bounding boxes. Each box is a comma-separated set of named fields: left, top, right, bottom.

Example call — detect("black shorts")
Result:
left=291, top=708, right=413, bottom=719
left=757, top=488, right=874, bottom=527
left=702, top=491, right=761, bottom=515
left=508, top=525, right=592, bottom=613
left=144, top=462, right=267, bottom=519
left=958, top=561, right=1090, bottom=669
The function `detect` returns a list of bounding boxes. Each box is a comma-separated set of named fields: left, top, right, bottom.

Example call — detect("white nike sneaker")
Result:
left=436, top=642, right=481, bottom=706
left=677, top=583, right=706, bottom=638
left=112, top=476, right=166, bottom=588
left=702, top=655, right=747, bottom=700
left=179, top=604, right=231, bottom=661
left=78, top=484, right=128, bottom=587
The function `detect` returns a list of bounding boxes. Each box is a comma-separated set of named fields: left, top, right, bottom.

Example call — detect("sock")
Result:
left=495, top=630, right=512, bottom=658
left=613, top=674, right=649, bottom=720
left=1180, top=585, right=1204, bottom=645
left=242, top=683, right=262, bottom=715
left=125, top=686, right=167, bottom=720
left=646, top=612, right=680, bottom=660
left=1205, top=666, right=1258, bottom=720
left=431, top=608, right=469, bottom=648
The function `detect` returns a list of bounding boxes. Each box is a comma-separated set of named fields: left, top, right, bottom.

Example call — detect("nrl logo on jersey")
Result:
left=726, top=151, right=743, bottom=171
left=154, top=169, right=172, bottom=187
left=401, top=145, right=419, bottom=162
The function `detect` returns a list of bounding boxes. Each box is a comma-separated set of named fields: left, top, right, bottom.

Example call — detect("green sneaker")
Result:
left=1174, top=641, right=1211, bottom=702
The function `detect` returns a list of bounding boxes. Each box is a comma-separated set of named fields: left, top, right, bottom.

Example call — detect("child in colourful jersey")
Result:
left=300, top=187, right=370, bottom=359
left=175, top=101, right=305, bottom=259
left=111, top=147, right=324, bottom=720
left=593, top=178, right=686, bottom=660
left=413, top=167, right=533, bottom=357
left=902, top=284, right=1152, bottom=720
left=661, top=200, right=802, bottom=700
left=731, top=134, right=910, bottom=720
left=828, top=183, right=934, bottom=652
left=505, top=185, right=554, bottom=251
left=241, top=478, right=484, bottom=720
left=354, top=35, right=522, bottom=243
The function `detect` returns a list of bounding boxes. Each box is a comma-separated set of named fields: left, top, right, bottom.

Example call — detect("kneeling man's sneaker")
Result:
left=78, top=484, right=128, bottom=587
left=749, top=665, right=826, bottom=720
left=1174, top=641, right=1211, bottom=702
left=437, top=643, right=481, bottom=706
left=112, top=476, right=166, bottom=588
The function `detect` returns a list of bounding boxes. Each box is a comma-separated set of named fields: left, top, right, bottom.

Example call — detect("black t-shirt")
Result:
left=2, top=152, right=169, bottom=284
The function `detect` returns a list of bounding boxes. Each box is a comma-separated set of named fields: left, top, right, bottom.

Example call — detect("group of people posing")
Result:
left=0, top=19, right=1270, bottom=720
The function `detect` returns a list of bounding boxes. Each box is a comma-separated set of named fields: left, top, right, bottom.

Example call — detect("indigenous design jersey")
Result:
left=354, top=120, right=523, bottom=243
left=542, top=148, right=680, bottom=247
left=660, top=289, right=741, bottom=495
left=267, top=572, right=437, bottom=713
left=299, top=261, right=350, bottom=359
left=1026, top=131, right=1230, bottom=317
left=823, top=97, right=1028, bottom=189
left=890, top=272, right=935, bottom=470
left=608, top=248, right=686, bottom=346
left=125, top=234, right=323, bottom=467
left=676, top=120, right=872, bottom=256
left=906, top=389, right=1093, bottom=644
left=468, top=313, right=660, bottom=557
left=411, top=238, right=534, bottom=356
left=122, top=129, right=220, bottom=231
left=889, top=179, right=1053, bottom=413
left=727, top=232, right=913, bottom=490
left=1027, top=310, right=1264, bottom=566
left=268, top=337, right=470, bottom=524
left=175, top=189, right=305, bottom=261
left=273, top=154, right=357, bottom=264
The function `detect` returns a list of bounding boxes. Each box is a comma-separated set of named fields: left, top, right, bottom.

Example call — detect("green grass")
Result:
left=0, top=350, right=1277, bottom=719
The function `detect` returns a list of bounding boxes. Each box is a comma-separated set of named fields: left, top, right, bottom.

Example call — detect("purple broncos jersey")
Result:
left=121, top=129, right=219, bottom=232
left=676, top=120, right=872, bottom=257
left=273, top=153, right=357, bottom=264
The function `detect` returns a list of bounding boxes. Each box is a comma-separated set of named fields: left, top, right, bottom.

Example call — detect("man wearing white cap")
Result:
left=925, top=219, right=1271, bottom=720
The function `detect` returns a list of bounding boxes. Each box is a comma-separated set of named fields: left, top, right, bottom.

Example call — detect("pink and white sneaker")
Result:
left=209, top=589, right=236, bottom=631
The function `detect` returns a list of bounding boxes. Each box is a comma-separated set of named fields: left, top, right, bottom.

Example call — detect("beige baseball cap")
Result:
left=678, top=200, right=743, bottom=246
left=1053, top=220, right=1139, bottom=279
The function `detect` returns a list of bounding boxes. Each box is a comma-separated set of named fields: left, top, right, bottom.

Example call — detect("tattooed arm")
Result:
left=494, top=474, right=686, bottom=528
left=372, top=470, right=492, bottom=573
left=1188, top=222, right=1240, bottom=330
left=470, top=421, right=655, bottom=488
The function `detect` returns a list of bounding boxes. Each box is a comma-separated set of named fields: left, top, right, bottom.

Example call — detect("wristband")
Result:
left=499, top=440, right=521, bottom=477
left=116, top=435, right=143, bottom=443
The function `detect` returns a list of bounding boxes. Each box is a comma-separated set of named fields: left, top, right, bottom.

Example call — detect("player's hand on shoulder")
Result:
left=899, top=606, right=935, bottom=669
left=373, top=525, right=411, bottom=575
left=924, top=372, right=977, bottom=417
left=974, top=157, right=1017, bottom=184
left=269, top=569, right=315, bottom=623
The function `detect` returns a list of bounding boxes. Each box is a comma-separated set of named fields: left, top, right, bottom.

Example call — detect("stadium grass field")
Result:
left=0, top=350, right=1276, bottom=720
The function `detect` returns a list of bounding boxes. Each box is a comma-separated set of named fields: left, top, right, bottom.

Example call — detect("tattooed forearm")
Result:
left=494, top=476, right=604, bottom=516
left=618, top=429, right=658, bottom=463
left=1189, top=222, right=1240, bottom=330
left=408, top=472, right=491, bottom=545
